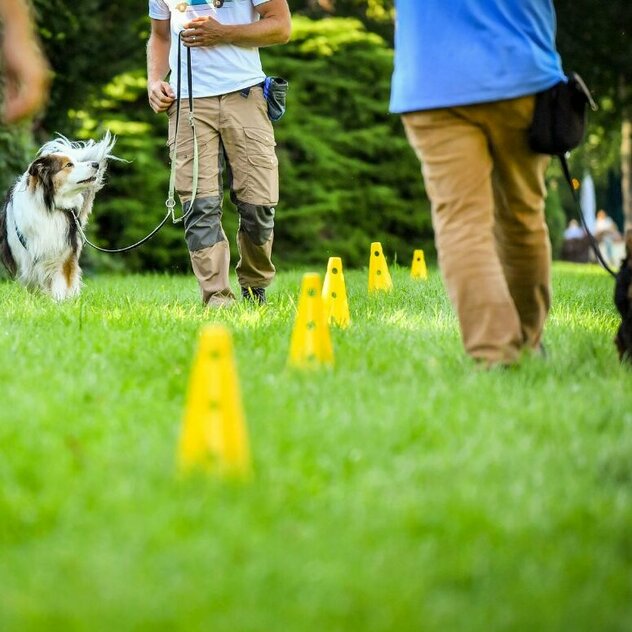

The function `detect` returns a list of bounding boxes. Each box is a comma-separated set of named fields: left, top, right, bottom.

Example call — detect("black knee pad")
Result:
left=237, top=201, right=275, bottom=246
left=183, top=196, right=225, bottom=251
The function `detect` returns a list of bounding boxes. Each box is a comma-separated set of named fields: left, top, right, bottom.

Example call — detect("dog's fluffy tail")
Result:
left=38, top=130, right=118, bottom=164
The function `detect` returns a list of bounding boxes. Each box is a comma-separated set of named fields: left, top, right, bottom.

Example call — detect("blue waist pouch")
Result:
left=263, top=77, right=289, bottom=122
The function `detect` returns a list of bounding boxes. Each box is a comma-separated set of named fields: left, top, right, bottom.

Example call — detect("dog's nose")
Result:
left=91, top=162, right=99, bottom=169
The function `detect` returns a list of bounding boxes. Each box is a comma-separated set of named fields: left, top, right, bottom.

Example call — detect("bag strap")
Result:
left=569, top=71, right=598, bottom=113
left=558, top=154, right=617, bottom=278
left=166, top=32, right=199, bottom=224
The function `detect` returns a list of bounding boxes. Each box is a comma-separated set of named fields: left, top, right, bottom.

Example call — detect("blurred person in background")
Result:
left=0, top=0, right=50, bottom=123
left=595, top=209, right=624, bottom=267
left=561, top=219, right=589, bottom=263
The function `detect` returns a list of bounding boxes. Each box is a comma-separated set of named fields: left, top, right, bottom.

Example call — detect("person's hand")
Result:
left=2, top=39, right=50, bottom=124
left=148, top=80, right=175, bottom=114
left=182, top=16, right=226, bottom=47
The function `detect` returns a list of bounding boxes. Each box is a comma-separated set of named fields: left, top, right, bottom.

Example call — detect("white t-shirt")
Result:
left=148, top=0, right=269, bottom=98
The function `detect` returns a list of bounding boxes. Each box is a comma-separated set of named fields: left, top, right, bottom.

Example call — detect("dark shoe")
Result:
left=241, top=286, right=266, bottom=304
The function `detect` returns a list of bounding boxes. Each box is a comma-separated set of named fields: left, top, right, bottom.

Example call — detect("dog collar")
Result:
left=12, top=214, right=28, bottom=250
left=16, top=227, right=28, bottom=250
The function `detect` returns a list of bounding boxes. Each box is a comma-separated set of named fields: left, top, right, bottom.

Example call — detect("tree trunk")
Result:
left=621, top=75, right=632, bottom=236
left=623, top=114, right=632, bottom=234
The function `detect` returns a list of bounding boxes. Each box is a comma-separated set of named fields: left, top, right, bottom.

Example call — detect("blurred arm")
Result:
left=0, top=0, right=50, bottom=123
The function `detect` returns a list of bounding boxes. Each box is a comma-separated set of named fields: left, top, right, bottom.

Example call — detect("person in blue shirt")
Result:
left=391, top=1, right=566, bottom=367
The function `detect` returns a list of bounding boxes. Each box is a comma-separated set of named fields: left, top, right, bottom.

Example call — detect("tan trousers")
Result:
left=168, top=86, right=278, bottom=305
left=403, top=96, right=551, bottom=365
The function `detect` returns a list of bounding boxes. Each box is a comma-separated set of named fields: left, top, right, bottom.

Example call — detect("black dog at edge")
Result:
left=615, top=234, right=632, bottom=361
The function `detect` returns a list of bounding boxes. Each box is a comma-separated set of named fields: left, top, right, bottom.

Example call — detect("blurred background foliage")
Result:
left=0, top=0, right=630, bottom=271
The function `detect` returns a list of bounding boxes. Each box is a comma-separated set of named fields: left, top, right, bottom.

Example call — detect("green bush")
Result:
left=262, top=17, right=431, bottom=267
left=0, top=124, right=35, bottom=196
left=1, top=10, right=568, bottom=275
left=73, top=17, right=432, bottom=272
left=0, top=124, right=35, bottom=280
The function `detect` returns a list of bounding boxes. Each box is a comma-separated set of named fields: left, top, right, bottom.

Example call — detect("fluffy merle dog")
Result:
left=0, top=132, right=115, bottom=300
left=615, top=233, right=632, bottom=361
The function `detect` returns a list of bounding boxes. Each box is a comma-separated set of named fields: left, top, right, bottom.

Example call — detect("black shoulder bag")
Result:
left=529, top=71, right=597, bottom=155
left=528, top=72, right=614, bottom=276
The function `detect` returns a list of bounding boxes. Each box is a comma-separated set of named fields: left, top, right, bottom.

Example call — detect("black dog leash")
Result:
left=78, top=32, right=195, bottom=254
left=70, top=208, right=172, bottom=254
left=167, top=32, right=198, bottom=222
left=559, top=154, right=617, bottom=278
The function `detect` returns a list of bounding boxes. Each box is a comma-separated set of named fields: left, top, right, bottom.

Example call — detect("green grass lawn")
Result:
left=1, top=263, right=631, bottom=631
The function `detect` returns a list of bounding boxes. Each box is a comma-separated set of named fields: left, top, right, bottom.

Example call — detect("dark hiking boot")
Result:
left=241, top=286, right=266, bottom=305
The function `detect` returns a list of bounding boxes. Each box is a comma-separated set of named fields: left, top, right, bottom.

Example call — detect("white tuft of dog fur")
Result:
left=38, top=130, right=118, bottom=193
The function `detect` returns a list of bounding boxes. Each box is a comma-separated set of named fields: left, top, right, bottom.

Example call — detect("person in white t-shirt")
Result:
left=147, top=0, right=291, bottom=307
left=563, top=219, right=584, bottom=241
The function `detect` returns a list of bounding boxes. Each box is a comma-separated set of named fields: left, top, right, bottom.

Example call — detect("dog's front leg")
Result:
left=50, top=255, right=82, bottom=301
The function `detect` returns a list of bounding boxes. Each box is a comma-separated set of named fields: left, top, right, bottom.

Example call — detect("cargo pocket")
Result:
left=168, top=132, right=217, bottom=198
left=168, top=136, right=196, bottom=197
left=244, top=127, right=279, bottom=205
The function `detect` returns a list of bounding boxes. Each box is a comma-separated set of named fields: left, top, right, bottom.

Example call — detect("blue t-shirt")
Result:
left=390, top=0, right=566, bottom=113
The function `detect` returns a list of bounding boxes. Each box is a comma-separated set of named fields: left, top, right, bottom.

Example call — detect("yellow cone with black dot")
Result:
left=368, top=242, right=393, bottom=292
left=288, top=273, right=334, bottom=367
left=410, top=249, right=428, bottom=280
left=178, top=325, right=252, bottom=479
left=322, top=257, right=351, bottom=329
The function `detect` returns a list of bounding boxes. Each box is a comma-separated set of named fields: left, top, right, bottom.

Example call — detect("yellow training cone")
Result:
left=288, top=273, right=334, bottom=368
left=178, top=325, right=252, bottom=479
left=410, top=249, right=428, bottom=280
left=322, top=257, right=350, bottom=329
left=368, top=242, right=393, bottom=292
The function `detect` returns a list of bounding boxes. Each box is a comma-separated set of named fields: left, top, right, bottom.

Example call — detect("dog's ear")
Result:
left=28, top=156, right=55, bottom=181
left=28, top=156, right=58, bottom=210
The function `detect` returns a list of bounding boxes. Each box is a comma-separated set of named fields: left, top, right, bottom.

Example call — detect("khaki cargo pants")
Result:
left=403, top=96, right=551, bottom=365
left=168, top=85, right=278, bottom=305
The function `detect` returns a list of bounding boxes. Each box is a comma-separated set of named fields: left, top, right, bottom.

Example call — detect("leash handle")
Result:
left=559, top=155, right=617, bottom=278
